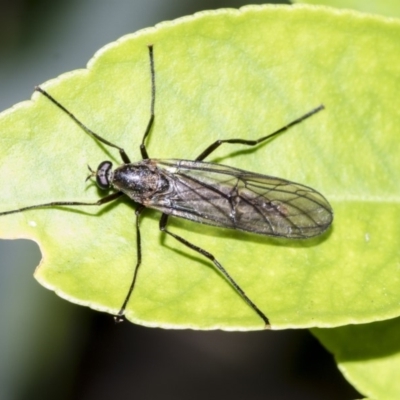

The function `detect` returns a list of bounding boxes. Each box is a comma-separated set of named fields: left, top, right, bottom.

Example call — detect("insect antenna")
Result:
left=85, top=165, right=96, bottom=182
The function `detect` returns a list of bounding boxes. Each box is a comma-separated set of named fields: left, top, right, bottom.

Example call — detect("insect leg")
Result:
left=0, top=191, right=123, bottom=216
left=35, top=86, right=131, bottom=164
left=195, top=105, right=324, bottom=161
left=159, top=214, right=270, bottom=328
left=115, top=204, right=146, bottom=322
left=140, top=45, right=156, bottom=160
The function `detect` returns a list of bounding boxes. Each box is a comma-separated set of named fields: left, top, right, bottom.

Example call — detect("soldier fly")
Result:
left=0, top=45, right=333, bottom=327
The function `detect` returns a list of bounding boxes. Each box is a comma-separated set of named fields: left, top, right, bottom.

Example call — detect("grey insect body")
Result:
left=0, top=46, right=333, bottom=328
left=108, top=159, right=332, bottom=239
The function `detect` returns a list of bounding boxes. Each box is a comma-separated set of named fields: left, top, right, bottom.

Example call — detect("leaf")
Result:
left=293, top=0, right=400, bottom=18
left=1, top=5, right=400, bottom=330
left=312, top=318, right=400, bottom=399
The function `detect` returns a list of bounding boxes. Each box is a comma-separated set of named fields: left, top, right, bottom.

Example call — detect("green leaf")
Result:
left=312, top=318, right=400, bottom=399
left=1, top=5, right=400, bottom=330
left=293, top=0, right=400, bottom=18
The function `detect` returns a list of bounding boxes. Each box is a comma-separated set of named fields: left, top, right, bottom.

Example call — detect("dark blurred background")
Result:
left=0, top=1, right=361, bottom=399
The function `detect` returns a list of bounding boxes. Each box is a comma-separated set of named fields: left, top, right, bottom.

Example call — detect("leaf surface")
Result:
left=1, top=5, right=400, bottom=330
left=293, top=0, right=400, bottom=18
left=313, top=319, right=400, bottom=399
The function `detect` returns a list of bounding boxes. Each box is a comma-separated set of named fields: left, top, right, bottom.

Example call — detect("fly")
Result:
left=0, top=46, right=333, bottom=328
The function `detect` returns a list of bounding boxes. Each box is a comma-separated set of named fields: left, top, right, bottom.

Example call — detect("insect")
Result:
left=0, top=45, right=333, bottom=328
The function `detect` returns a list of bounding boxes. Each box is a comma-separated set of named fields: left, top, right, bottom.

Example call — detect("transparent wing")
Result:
left=148, top=160, right=333, bottom=239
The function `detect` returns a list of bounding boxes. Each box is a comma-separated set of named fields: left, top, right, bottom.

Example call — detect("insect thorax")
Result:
left=112, top=160, right=169, bottom=202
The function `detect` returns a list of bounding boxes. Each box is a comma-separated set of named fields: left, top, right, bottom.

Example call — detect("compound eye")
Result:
left=96, top=161, right=113, bottom=189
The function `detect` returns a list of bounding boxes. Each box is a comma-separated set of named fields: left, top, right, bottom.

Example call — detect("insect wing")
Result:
left=149, top=160, right=333, bottom=239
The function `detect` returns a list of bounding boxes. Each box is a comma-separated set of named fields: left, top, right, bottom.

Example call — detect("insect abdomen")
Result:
left=146, top=160, right=333, bottom=239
